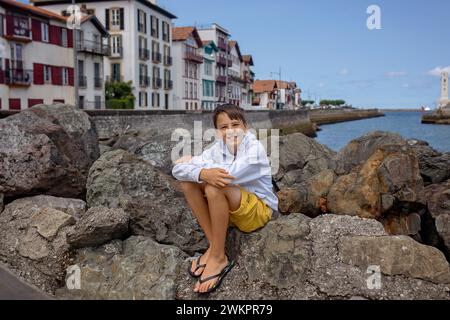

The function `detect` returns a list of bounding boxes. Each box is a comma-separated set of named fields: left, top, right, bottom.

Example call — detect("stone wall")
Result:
left=82, top=109, right=311, bottom=140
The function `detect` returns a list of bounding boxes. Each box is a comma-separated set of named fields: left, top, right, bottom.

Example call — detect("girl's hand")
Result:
left=199, top=168, right=235, bottom=188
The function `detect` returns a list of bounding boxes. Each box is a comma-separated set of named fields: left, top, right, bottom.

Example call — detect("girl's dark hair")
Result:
left=212, top=104, right=248, bottom=129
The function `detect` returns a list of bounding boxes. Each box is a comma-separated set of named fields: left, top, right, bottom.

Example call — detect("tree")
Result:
left=105, top=81, right=135, bottom=110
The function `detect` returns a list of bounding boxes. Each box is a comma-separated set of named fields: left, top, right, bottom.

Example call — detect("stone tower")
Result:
left=439, top=71, right=450, bottom=108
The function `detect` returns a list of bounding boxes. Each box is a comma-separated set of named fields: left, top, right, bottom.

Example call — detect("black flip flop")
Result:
left=188, top=255, right=207, bottom=278
left=197, top=258, right=235, bottom=294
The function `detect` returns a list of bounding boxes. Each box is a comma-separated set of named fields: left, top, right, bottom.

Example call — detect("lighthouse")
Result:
left=439, top=71, right=450, bottom=108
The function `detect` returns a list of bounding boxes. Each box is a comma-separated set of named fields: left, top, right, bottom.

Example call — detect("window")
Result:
left=184, top=63, right=188, bottom=78
left=194, top=83, right=197, bottom=99
left=0, top=15, right=3, bottom=37
left=111, top=8, right=121, bottom=28
left=162, top=21, right=170, bottom=42
left=185, top=82, right=188, bottom=98
left=189, top=82, right=193, bottom=99
left=185, top=102, right=188, bottom=110
left=205, top=61, right=212, bottom=76
left=111, top=63, right=121, bottom=82
left=165, top=93, right=168, bottom=109
left=139, top=92, right=147, bottom=107
left=111, top=35, right=122, bottom=56
left=151, top=16, right=159, bottom=38
left=61, top=28, right=68, bottom=47
left=44, top=66, right=51, bottom=84
left=41, top=23, right=49, bottom=42
left=137, top=9, right=146, bottom=33
left=62, top=68, right=69, bottom=85
left=95, top=96, right=101, bottom=109
left=78, top=96, right=85, bottom=109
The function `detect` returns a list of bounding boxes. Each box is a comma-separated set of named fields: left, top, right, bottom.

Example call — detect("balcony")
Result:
left=216, top=56, right=227, bottom=66
left=139, top=48, right=150, bottom=61
left=5, top=69, right=33, bottom=86
left=106, top=75, right=124, bottom=83
left=185, top=51, right=203, bottom=64
left=164, top=79, right=173, bottom=90
left=94, top=77, right=103, bottom=89
left=164, top=55, right=173, bottom=66
left=152, top=52, right=162, bottom=63
left=78, top=76, right=87, bottom=87
left=216, top=75, right=227, bottom=83
left=218, top=39, right=227, bottom=51
left=139, top=76, right=150, bottom=87
left=77, top=40, right=110, bottom=56
left=152, top=78, right=162, bottom=89
left=110, top=47, right=123, bottom=58
left=4, top=15, right=31, bottom=42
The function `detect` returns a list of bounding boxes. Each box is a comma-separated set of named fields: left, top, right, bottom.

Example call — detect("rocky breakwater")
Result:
left=0, top=105, right=449, bottom=299
left=422, top=108, right=450, bottom=125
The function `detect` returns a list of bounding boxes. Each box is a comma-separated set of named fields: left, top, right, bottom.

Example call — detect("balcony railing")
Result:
left=106, top=75, right=124, bottom=83
left=110, top=47, right=123, bottom=58
left=5, top=69, right=33, bottom=86
left=218, top=40, right=227, bottom=51
left=77, top=40, right=110, bottom=56
left=139, top=48, right=150, bottom=60
left=164, top=79, right=173, bottom=90
left=152, top=52, right=162, bottom=63
left=139, top=76, right=150, bottom=87
left=78, top=76, right=87, bottom=87
left=164, top=55, right=173, bottom=66
left=185, top=51, right=203, bottom=64
left=94, top=77, right=103, bottom=89
left=153, top=78, right=162, bottom=89
left=216, top=75, right=227, bottom=83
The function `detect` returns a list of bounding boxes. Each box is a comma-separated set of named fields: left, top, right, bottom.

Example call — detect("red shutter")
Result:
left=33, top=63, right=44, bottom=85
left=68, top=29, right=73, bottom=48
left=68, top=67, right=74, bottom=86
left=32, top=19, right=42, bottom=41
left=51, top=66, right=62, bottom=85
left=49, top=25, right=61, bottom=45
left=5, top=15, right=14, bottom=36
left=0, top=69, right=4, bottom=84
left=9, top=99, right=21, bottom=110
left=28, top=99, right=44, bottom=108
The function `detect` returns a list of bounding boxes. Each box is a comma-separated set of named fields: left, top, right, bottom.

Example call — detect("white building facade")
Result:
left=0, top=0, right=75, bottom=110
left=172, top=27, right=203, bottom=110
left=33, top=0, right=176, bottom=110
left=76, top=15, right=109, bottom=109
left=198, top=24, right=230, bottom=105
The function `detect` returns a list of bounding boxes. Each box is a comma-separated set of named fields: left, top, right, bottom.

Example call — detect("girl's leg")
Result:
left=179, top=182, right=212, bottom=275
left=195, top=185, right=241, bottom=293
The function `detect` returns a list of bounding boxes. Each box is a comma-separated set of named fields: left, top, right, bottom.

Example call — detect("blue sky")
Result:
left=22, top=0, right=450, bottom=109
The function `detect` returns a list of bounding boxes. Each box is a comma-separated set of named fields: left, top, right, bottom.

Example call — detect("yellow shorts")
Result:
left=228, top=188, right=273, bottom=233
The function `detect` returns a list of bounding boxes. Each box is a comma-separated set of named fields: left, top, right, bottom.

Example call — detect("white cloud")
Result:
left=428, top=66, right=450, bottom=77
left=317, top=82, right=325, bottom=88
left=340, top=68, right=349, bottom=76
left=386, top=71, right=407, bottom=77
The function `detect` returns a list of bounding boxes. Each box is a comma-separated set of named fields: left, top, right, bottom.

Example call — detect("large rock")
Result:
left=333, top=131, right=406, bottom=175
left=0, top=105, right=99, bottom=199
left=278, top=169, right=336, bottom=217
left=0, top=195, right=86, bottom=294
left=340, top=235, right=450, bottom=284
left=56, top=236, right=188, bottom=300
left=327, top=145, right=425, bottom=221
left=86, top=149, right=207, bottom=254
left=112, top=128, right=197, bottom=175
left=67, top=206, right=130, bottom=249
left=421, top=180, right=450, bottom=257
left=176, top=214, right=450, bottom=300
left=273, top=133, right=336, bottom=189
